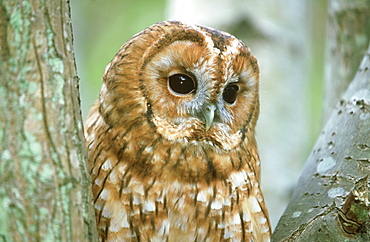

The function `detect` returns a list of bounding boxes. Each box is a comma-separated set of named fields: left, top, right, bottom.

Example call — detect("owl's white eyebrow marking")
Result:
left=223, top=73, right=239, bottom=87
left=158, top=55, right=175, bottom=69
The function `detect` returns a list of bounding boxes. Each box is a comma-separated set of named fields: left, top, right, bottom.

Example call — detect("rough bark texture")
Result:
left=273, top=0, right=370, bottom=240
left=273, top=46, right=370, bottom=241
left=323, top=0, right=370, bottom=122
left=0, top=0, right=97, bottom=241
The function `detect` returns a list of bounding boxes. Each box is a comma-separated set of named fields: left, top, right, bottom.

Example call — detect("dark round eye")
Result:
left=223, top=84, right=239, bottom=104
left=168, top=74, right=195, bottom=95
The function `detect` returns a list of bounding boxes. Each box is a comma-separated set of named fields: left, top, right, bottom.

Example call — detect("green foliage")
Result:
left=71, top=0, right=167, bottom=117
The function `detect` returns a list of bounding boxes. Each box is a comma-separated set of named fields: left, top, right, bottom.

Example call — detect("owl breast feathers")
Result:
left=85, top=21, right=271, bottom=241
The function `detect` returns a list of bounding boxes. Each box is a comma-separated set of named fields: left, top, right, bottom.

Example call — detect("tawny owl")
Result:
left=85, top=21, right=271, bottom=241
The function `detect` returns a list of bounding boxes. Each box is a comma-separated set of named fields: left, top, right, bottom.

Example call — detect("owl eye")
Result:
left=168, top=74, right=196, bottom=95
left=223, top=84, right=239, bottom=104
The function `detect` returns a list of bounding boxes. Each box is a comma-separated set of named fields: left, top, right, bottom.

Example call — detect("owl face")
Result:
left=87, top=22, right=271, bottom=240
left=101, top=21, right=259, bottom=151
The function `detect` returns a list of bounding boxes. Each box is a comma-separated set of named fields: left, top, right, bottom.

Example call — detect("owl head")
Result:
left=98, top=21, right=260, bottom=152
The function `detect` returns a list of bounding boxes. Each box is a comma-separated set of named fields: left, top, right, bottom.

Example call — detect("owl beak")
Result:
left=200, top=104, right=216, bottom=131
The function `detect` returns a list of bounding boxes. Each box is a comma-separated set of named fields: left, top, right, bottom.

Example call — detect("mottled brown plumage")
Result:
left=85, top=21, right=271, bottom=241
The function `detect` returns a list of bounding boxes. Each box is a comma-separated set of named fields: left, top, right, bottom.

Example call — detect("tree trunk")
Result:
left=0, top=0, right=97, bottom=241
left=273, top=0, right=370, bottom=241
left=323, top=0, right=370, bottom=122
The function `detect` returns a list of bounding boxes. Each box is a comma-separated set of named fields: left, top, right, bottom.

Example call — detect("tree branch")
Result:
left=273, top=43, right=370, bottom=242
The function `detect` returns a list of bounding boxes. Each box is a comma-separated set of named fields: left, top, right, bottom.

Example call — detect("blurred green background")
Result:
left=71, top=0, right=168, bottom=115
left=71, top=0, right=327, bottom=229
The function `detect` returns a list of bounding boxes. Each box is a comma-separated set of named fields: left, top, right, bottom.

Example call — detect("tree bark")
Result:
left=273, top=45, right=370, bottom=241
left=0, top=0, right=97, bottom=241
left=323, top=0, right=370, bottom=122
left=273, top=0, right=370, bottom=240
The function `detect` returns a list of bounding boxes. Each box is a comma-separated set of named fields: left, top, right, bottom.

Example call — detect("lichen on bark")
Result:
left=0, top=0, right=97, bottom=241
